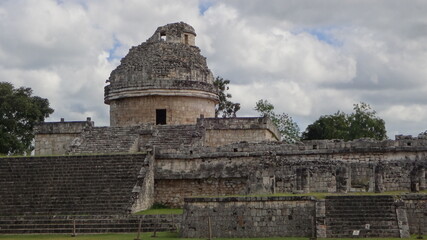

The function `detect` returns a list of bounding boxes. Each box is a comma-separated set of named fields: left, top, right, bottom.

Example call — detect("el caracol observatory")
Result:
left=104, top=22, right=218, bottom=127
left=6, top=22, right=427, bottom=238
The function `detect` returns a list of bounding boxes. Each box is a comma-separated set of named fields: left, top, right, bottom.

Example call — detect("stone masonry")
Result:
left=35, top=116, right=280, bottom=155
left=181, top=195, right=420, bottom=238
left=154, top=139, right=427, bottom=207
left=34, top=117, right=93, bottom=155
left=181, top=196, right=316, bottom=238
left=105, top=22, right=218, bottom=126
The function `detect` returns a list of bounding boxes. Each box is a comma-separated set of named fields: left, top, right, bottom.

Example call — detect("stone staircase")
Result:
left=325, top=195, right=402, bottom=238
left=68, top=126, right=141, bottom=154
left=0, top=154, right=146, bottom=216
left=0, top=214, right=181, bottom=234
left=147, top=125, right=203, bottom=149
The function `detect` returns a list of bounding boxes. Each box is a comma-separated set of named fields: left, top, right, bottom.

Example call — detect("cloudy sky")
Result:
left=1, top=0, right=426, bottom=138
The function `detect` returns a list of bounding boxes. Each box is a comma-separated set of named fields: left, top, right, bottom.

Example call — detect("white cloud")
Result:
left=1, top=0, right=426, bottom=137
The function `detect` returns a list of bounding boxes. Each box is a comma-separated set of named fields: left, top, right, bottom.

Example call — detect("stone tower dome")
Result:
left=104, top=22, right=218, bottom=126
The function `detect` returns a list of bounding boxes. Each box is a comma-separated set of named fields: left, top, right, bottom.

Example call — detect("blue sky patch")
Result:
left=199, top=0, right=214, bottom=15
left=107, top=37, right=122, bottom=62
left=294, top=27, right=342, bottom=47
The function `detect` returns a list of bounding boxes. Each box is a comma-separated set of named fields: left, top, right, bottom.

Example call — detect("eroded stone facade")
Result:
left=154, top=139, right=427, bottom=207
left=105, top=22, right=218, bottom=126
left=109, top=95, right=216, bottom=126
left=34, top=118, right=93, bottom=155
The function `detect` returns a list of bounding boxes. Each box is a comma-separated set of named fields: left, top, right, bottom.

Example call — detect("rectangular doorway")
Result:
left=156, top=109, right=166, bottom=125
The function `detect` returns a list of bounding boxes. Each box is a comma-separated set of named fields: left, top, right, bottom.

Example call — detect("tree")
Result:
left=302, top=111, right=349, bottom=140
left=0, top=82, right=54, bottom=155
left=213, top=76, right=240, bottom=118
left=302, top=102, right=387, bottom=141
left=254, top=99, right=300, bottom=143
left=348, top=102, right=387, bottom=140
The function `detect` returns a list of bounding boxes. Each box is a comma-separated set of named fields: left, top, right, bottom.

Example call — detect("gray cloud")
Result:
left=1, top=0, right=426, bottom=137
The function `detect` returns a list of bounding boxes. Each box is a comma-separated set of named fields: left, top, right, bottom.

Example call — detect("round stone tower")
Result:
left=104, top=22, right=218, bottom=126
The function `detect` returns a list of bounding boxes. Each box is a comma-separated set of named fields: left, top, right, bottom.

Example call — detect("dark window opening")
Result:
left=156, top=109, right=166, bottom=125
left=184, top=34, right=189, bottom=44
left=160, top=32, right=166, bottom=41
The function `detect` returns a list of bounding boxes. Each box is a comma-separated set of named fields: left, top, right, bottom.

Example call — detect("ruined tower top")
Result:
left=104, top=22, right=218, bottom=126
left=104, top=22, right=217, bottom=104
left=146, top=22, right=197, bottom=45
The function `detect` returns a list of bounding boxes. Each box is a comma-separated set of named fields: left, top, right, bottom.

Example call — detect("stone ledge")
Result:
left=184, top=196, right=316, bottom=203
left=401, top=194, right=427, bottom=200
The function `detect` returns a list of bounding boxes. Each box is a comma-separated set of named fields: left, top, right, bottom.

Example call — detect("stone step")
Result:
left=0, top=154, right=147, bottom=216
left=0, top=215, right=181, bottom=234
left=327, top=221, right=398, bottom=226
left=325, top=209, right=396, bottom=214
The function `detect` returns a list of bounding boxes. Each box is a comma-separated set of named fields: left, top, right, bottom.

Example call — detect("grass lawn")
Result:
left=134, top=208, right=183, bottom=215
left=0, top=232, right=426, bottom=240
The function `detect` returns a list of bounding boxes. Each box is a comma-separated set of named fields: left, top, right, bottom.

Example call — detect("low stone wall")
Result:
left=34, top=118, right=93, bottom=155
left=0, top=214, right=181, bottom=234
left=199, top=117, right=280, bottom=147
left=181, top=196, right=316, bottom=238
left=181, top=195, right=425, bottom=238
left=154, top=178, right=247, bottom=208
left=402, top=194, right=427, bottom=234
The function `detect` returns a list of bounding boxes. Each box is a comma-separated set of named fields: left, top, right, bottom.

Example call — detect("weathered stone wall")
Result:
left=130, top=149, right=156, bottom=213
left=154, top=140, right=427, bottom=206
left=147, top=21, right=196, bottom=46
left=0, top=214, right=181, bottom=234
left=34, top=119, right=93, bottom=155
left=46, top=117, right=280, bottom=155
left=106, top=25, right=214, bottom=92
left=154, top=178, right=247, bottom=208
left=402, top=194, right=427, bottom=234
left=181, top=195, right=422, bottom=238
left=200, top=117, right=280, bottom=147
left=181, top=196, right=316, bottom=238
left=109, top=96, right=216, bottom=126
left=204, top=129, right=276, bottom=147
left=35, top=133, right=81, bottom=155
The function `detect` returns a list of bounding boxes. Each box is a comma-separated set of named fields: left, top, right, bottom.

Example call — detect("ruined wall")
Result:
left=181, top=195, right=422, bottom=238
left=402, top=195, right=427, bottom=234
left=154, top=140, right=427, bottom=206
left=147, top=21, right=196, bottom=46
left=109, top=95, right=216, bottom=126
left=130, top=149, right=156, bottom=213
left=204, top=129, right=276, bottom=147
left=154, top=178, right=247, bottom=208
left=34, top=118, right=93, bottom=155
left=200, top=117, right=280, bottom=147
left=181, top=196, right=316, bottom=238
left=48, top=117, right=280, bottom=155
